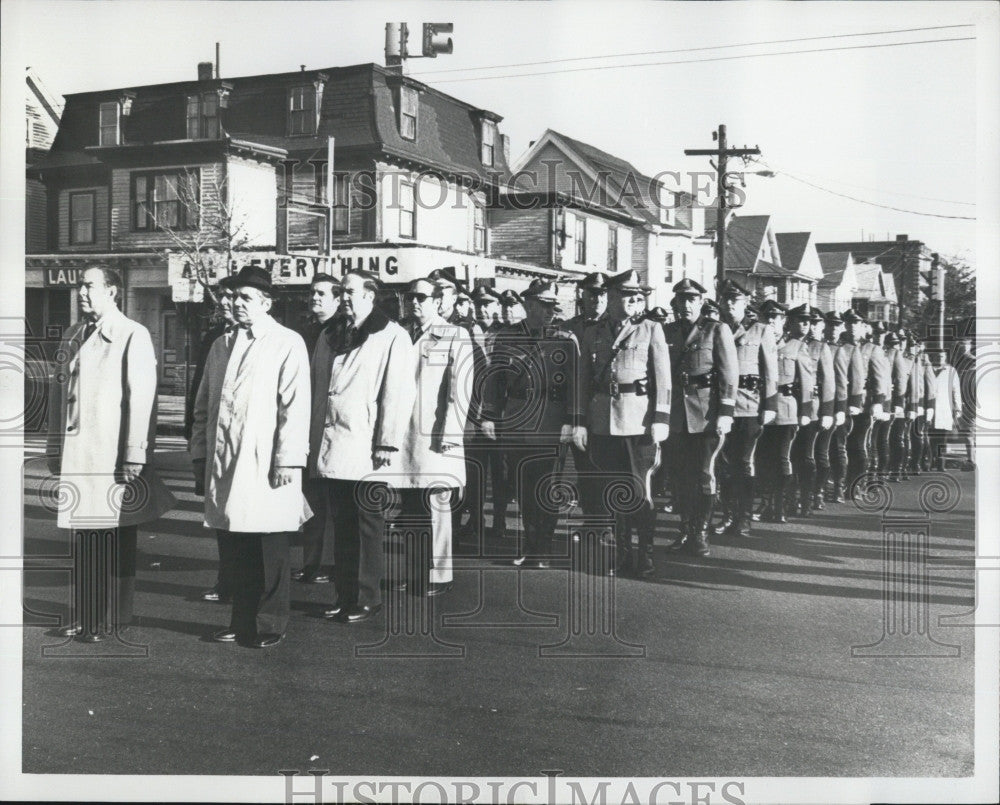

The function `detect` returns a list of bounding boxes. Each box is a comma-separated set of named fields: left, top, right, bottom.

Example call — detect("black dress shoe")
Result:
left=291, top=569, right=307, bottom=581
left=713, top=515, right=735, bottom=536
left=306, top=573, right=330, bottom=584
left=201, top=587, right=232, bottom=603
left=58, top=623, right=83, bottom=637
left=345, top=604, right=382, bottom=623
left=322, top=601, right=349, bottom=619
left=81, top=632, right=107, bottom=643
left=212, top=628, right=238, bottom=642
left=426, top=582, right=453, bottom=597
left=251, top=633, right=284, bottom=648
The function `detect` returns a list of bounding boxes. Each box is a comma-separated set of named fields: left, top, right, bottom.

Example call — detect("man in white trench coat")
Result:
left=191, top=265, right=312, bottom=648
left=311, top=270, right=416, bottom=623
left=395, top=276, right=474, bottom=597
left=46, top=266, right=176, bottom=642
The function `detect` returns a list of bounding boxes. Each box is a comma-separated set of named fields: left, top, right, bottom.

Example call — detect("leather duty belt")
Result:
left=738, top=374, right=760, bottom=390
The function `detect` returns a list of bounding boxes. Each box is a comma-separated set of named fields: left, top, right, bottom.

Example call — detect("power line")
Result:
left=426, top=35, right=974, bottom=85
left=411, top=24, right=973, bottom=77
left=759, top=165, right=976, bottom=220
left=754, top=161, right=975, bottom=207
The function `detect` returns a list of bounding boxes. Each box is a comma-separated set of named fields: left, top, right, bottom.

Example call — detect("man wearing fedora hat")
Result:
left=482, top=279, right=580, bottom=566
left=663, top=278, right=737, bottom=556
left=578, top=269, right=672, bottom=574
left=713, top=278, right=777, bottom=540
left=191, top=264, right=312, bottom=648
left=789, top=306, right=835, bottom=517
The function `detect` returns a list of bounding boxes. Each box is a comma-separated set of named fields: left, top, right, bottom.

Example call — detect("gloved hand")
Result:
left=848, top=406, right=861, bottom=416
left=559, top=424, right=574, bottom=444
left=799, top=415, right=811, bottom=427
left=650, top=422, right=669, bottom=443
left=192, top=458, right=206, bottom=497
left=716, top=415, right=733, bottom=435
left=917, top=406, right=925, bottom=417
left=572, top=426, right=588, bottom=452
left=926, top=408, right=935, bottom=422
left=835, top=411, right=846, bottom=426
left=821, top=415, right=833, bottom=430
left=893, top=405, right=904, bottom=417
left=872, top=403, right=884, bottom=419
left=761, top=409, right=776, bottom=426
left=907, top=410, right=917, bottom=420
left=481, top=421, right=497, bottom=440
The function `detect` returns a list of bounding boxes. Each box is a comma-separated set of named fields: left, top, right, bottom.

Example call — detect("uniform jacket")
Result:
left=833, top=338, right=867, bottom=414
left=663, top=317, right=737, bottom=433
left=564, top=312, right=606, bottom=349
left=885, top=346, right=911, bottom=410
left=921, top=355, right=938, bottom=411
left=47, top=307, right=176, bottom=529
left=191, top=314, right=312, bottom=533
left=580, top=316, right=671, bottom=437
left=396, top=318, right=473, bottom=488
left=863, top=342, right=890, bottom=409
left=726, top=318, right=778, bottom=418
left=905, top=353, right=923, bottom=413
left=484, top=321, right=580, bottom=442
left=310, top=307, right=417, bottom=481
left=772, top=335, right=815, bottom=426
left=806, top=336, right=835, bottom=420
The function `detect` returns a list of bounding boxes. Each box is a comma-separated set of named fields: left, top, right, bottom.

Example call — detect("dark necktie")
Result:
left=83, top=321, right=96, bottom=342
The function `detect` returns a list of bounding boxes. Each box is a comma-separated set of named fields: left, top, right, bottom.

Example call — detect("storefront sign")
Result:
left=43, top=267, right=83, bottom=287
left=169, top=248, right=494, bottom=302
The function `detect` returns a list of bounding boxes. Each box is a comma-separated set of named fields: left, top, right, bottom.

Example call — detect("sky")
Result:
left=5, top=0, right=997, bottom=267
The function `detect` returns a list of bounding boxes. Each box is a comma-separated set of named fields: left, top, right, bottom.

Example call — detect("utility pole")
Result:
left=684, top=125, right=761, bottom=290
left=931, top=252, right=944, bottom=355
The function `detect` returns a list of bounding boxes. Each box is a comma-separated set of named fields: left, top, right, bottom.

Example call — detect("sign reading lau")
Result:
left=44, top=267, right=84, bottom=286
left=169, top=249, right=493, bottom=301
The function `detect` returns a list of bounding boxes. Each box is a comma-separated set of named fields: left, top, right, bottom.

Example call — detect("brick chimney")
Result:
left=197, top=62, right=214, bottom=81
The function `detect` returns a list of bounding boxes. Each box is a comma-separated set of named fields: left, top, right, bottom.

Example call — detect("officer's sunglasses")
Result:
left=404, top=292, right=436, bottom=303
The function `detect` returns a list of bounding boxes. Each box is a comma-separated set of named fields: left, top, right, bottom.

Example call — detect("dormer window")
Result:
left=99, top=101, right=120, bottom=146
left=399, top=86, right=418, bottom=140
left=289, top=83, right=321, bottom=136
left=658, top=186, right=675, bottom=226
left=480, top=119, right=497, bottom=166
left=186, top=92, right=220, bottom=139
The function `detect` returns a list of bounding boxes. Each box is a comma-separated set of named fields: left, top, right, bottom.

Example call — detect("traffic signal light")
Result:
left=423, top=23, right=454, bottom=57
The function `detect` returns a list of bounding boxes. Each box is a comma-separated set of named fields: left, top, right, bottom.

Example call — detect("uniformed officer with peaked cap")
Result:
left=577, top=269, right=671, bottom=575
left=663, top=277, right=738, bottom=556
left=498, top=288, right=525, bottom=325
left=481, top=279, right=580, bottom=565
left=713, top=278, right=777, bottom=539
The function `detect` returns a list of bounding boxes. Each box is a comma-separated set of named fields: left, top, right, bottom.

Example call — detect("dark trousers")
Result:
left=910, top=416, right=928, bottom=470
left=399, top=489, right=435, bottom=591
left=507, top=440, right=565, bottom=557
left=830, top=416, right=853, bottom=489
left=847, top=412, right=871, bottom=484
left=591, top=433, right=659, bottom=545
left=456, top=437, right=507, bottom=534
left=758, top=424, right=797, bottom=487
left=791, top=421, right=820, bottom=500
left=300, top=477, right=335, bottom=574
left=928, top=427, right=953, bottom=468
left=223, top=530, right=290, bottom=639
left=70, top=525, right=137, bottom=634
left=890, top=416, right=913, bottom=474
left=814, top=418, right=835, bottom=495
left=871, top=418, right=892, bottom=474
left=215, top=530, right=238, bottom=597
left=571, top=443, right=603, bottom=516
left=330, top=479, right=389, bottom=609
left=667, top=426, right=724, bottom=528
left=718, top=416, right=762, bottom=519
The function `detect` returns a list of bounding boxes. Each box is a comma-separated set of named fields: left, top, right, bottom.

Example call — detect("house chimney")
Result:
left=896, top=234, right=908, bottom=242
left=198, top=62, right=214, bottom=81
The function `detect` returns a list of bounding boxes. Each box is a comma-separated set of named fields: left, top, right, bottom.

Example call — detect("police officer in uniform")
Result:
left=713, top=278, right=777, bottom=539
left=499, top=289, right=525, bottom=326
left=481, top=280, right=580, bottom=566
left=563, top=272, right=609, bottom=344
left=662, top=278, right=737, bottom=557
left=578, top=270, right=671, bottom=574
left=790, top=305, right=834, bottom=517
left=888, top=329, right=916, bottom=481
left=911, top=335, right=936, bottom=475
left=757, top=301, right=814, bottom=523
left=822, top=310, right=865, bottom=504
left=876, top=328, right=907, bottom=479
left=849, top=319, right=888, bottom=487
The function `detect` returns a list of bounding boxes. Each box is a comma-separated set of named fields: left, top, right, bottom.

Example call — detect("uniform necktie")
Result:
left=83, top=320, right=96, bottom=342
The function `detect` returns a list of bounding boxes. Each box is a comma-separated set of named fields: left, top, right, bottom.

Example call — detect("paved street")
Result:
left=20, top=437, right=975, bottom=778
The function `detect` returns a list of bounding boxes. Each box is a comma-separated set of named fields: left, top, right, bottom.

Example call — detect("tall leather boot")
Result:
left=635, top=531, right=655, bottom=577
left=773, top=477, right=788, bottom=524
left=735, top=476, right=753, bottom=537
left=669, top=491, right=691, bottom=552
left=688, top=494, right=712, bottom=557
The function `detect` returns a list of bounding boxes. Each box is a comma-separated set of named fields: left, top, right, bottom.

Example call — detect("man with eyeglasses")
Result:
left=396, top=277, right=473, bottom=596
left=663, top=278, right=737, bottom=557
left=578, top=270, right=672, bottom=576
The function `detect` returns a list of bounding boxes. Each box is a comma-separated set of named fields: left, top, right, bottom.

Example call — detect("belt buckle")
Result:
left=681, top=372, right=689, bottom=387
left=610, top=380, right=620, bottom=399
